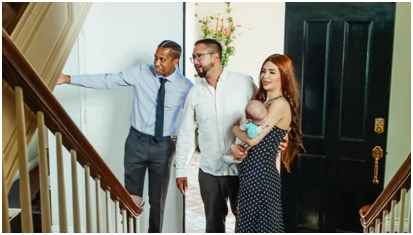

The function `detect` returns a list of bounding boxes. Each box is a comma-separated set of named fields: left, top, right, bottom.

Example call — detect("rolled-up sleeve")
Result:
left=175, top=88, right=196, bottom=178
left=70, top=65, right=143, bottom=90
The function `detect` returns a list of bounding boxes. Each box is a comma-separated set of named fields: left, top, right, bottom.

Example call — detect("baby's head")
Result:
left=245, top=100, right=267, bottom=125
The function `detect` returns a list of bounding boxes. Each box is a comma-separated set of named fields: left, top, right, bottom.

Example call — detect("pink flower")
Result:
left=232, top=46, right=235, bottom=51
left=224, top=27, right=228, bottom=33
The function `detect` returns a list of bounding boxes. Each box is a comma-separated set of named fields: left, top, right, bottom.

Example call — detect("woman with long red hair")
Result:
left=233, top=54, right=303, bottom=233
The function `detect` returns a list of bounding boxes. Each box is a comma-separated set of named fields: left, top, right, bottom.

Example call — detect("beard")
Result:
left=196, top=62, right=214, bottom=78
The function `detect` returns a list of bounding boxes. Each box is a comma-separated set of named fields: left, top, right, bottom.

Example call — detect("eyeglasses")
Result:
left=190, top=53, right=214, bottom=63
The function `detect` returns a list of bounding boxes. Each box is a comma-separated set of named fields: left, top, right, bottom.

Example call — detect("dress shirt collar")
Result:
left=201, top=66, right=228, bottom=86
left=155, top=66, right=180, bottom=83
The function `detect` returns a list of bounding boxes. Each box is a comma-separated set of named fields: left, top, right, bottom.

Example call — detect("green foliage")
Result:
left=195, top=2, right=241, bottom=67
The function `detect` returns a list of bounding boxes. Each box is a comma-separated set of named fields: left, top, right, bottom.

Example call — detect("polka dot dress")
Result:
left=235, top=125, right=287, bottom=233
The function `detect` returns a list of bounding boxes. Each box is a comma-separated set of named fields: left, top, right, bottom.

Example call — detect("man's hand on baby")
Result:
left=259, top=120, right=270, bottom=130
left=231, top=143, right=248, bottom=161
left=278, top=127, right=291, bottom=153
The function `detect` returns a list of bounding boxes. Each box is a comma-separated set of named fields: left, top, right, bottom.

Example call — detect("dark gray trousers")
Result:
left=199, top=168, right=239, bottom=233
left=124, top=127, right=175, bottom=233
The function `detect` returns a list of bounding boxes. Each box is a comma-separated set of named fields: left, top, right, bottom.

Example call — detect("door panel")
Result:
left=340, top=21, right=372, bottom=142
left=301, top=21, right=330, bottom=138
left=282, top=3, right=395, bottom=232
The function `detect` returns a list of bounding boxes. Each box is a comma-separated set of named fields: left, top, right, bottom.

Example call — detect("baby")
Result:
left=224, top=100, right=270, bottom=166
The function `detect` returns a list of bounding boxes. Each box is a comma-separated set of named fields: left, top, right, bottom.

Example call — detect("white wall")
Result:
left=79, top=2, right=184, bottom=233
left=50, top=39, right=86, bottom=232
left=185, top=2, right=286, bottom=85
left=384, top=2, right=411, bottom=185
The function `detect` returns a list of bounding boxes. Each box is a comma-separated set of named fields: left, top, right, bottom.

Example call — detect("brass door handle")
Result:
left=372, top=146, right=383, bottom=184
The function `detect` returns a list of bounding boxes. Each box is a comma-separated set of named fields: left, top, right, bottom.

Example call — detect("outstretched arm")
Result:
left=58, top=65, right=144, bottom=90
left=57, top=73, right=71, bottom=85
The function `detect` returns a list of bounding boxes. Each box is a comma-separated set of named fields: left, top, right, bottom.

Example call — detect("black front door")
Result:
left=281, top=3, right=395, bottom=232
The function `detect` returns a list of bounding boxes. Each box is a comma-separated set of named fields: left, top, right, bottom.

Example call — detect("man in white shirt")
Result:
left=175, top=39, right=287, bottom=232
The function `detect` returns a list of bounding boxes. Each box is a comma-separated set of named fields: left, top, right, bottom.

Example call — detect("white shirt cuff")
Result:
left=175, top=168, right=187, bottom=178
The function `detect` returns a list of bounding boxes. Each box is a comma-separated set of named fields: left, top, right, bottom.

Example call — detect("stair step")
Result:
left=8, top=208, right=21, bottom=221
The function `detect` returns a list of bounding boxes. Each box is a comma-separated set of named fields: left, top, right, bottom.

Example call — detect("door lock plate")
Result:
left=374, top=118, right=385, bottom=134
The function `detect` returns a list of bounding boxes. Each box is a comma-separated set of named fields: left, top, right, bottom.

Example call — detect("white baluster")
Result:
left=122, top=209, right=127, bottom=233
left=106, top=190, right=111, bottom=233
left=382, top=209, right=388, bottom=233
left=407, top=204, right=412, bottom=233
left=71, top=150, right=81, bottom=232
left=135, top=217, right=140, bottom=233
left=2, top=164, right=11, bottom=233
left=96, top=178, right=101, bottom=233
left=56, top=132, right=68, bottom=232
left=115, top=200, right=120, bottom=233
left=15, top=86, right=33, bottom=233
left=399, top=188, right=407, bottom=233
left=369, top=226, right=374, bottom=233
left=375, top=218, right=381, bottom=233
left=37, top=112, right=52, bottom=232
left=363, top=227, right=368, bottom=233
left=390, top=200, right=397, bottom=233
left=85, top=165, right=93, bottom=232
left=129, top=217, right=134, bottom=233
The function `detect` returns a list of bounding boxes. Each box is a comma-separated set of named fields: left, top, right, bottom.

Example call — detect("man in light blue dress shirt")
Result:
left=58, top=40, right=193, bottom=232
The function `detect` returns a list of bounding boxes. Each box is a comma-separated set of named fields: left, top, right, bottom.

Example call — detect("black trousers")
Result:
left=199, top=168, right=239, bottom=233
left=124, top=127, right=175, bottom=233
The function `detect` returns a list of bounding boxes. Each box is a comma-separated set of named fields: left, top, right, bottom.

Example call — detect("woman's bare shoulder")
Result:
left=268, top=97, right=290, bottom=112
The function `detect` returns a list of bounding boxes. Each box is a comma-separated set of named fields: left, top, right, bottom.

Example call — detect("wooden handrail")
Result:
left=2, top=28, right=141, bottom=218
left=359, top=153, right=411, bottom=227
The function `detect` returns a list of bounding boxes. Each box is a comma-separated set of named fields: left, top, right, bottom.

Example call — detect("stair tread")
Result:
left=8, top=208, right=21, bottom=221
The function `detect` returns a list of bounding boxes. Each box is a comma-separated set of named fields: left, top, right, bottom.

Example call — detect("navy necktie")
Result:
left=154, top=77, right=167, bottom=142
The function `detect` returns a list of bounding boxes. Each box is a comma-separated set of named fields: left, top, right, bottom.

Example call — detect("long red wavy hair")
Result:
left=255, top=54, right=303, bottom=172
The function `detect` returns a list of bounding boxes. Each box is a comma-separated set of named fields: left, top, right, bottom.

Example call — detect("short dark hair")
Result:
left=194, top=39, right=222, bottom=60
left=158, top=40, right=182, bottom=60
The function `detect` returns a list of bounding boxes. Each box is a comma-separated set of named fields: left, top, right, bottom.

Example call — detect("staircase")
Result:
left=2, top=2, right=142, bottom=232
left=359, top=154, right=411, bottom=233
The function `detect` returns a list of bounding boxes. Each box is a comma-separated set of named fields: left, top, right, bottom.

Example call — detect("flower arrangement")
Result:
left=195, top=2, right=241, bottom=67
